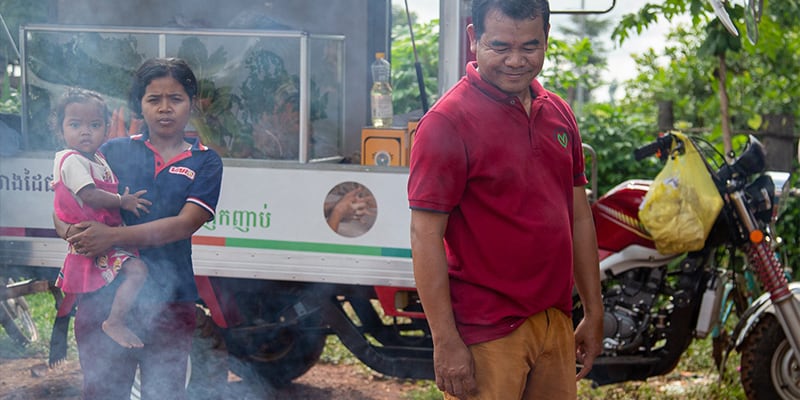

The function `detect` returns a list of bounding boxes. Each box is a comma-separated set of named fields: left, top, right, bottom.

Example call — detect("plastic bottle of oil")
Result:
left=370, top=52, right=393, bottom=128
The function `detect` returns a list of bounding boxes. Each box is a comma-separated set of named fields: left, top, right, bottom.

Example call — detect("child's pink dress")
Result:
left=53, top=150, right=136, bottom=294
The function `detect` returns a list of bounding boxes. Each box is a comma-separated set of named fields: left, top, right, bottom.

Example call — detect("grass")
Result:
left=1, top=293, right=747, bottom=400
left=317, top=334, right=747, bottom=400
left=0, top=292, right=76, bottom=361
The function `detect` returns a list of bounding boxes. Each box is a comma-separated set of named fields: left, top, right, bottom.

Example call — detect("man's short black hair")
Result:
left=472, top=0, right=550, bottom=39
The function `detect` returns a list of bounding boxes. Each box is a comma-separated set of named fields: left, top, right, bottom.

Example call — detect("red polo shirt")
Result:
left=408, top=62, right=587, bottom=345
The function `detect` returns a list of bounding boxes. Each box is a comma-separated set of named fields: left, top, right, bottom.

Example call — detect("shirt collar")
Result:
left=130, top=131, right=209, bottom=151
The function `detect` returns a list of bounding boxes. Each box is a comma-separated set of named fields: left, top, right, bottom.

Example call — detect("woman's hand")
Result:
left=67, top=221, right=113, bottom=258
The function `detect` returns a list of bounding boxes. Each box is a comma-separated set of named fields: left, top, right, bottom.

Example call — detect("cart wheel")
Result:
left=0, top=288, right=39, bottom=347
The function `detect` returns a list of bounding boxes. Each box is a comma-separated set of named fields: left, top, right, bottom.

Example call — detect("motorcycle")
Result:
left=573, top=131, right=799, bottom=399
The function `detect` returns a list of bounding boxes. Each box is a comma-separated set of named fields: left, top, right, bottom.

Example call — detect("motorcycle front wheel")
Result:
left=740, top=314, right=800, bottom=399
left=0, top=278, right=39, bottom=347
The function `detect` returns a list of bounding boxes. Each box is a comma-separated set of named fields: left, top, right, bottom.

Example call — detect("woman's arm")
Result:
left=68, top=203, right=210, bottom=257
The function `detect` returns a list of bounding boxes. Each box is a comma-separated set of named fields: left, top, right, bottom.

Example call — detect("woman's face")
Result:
left=140, top=76, right=193, bottom=139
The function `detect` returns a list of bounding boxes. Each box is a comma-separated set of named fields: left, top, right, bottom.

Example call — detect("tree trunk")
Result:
left=657, top=101, right=674, bottom=132
left=717, top=53, right=734, bottom=161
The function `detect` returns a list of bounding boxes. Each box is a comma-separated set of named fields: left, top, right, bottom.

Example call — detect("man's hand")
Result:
left=574, top=315, right=603, bottom=380
left=433, top=337, right=477, bottom=399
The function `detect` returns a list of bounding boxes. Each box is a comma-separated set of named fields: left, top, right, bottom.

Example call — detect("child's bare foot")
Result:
left=102, top=320, right=144, bottom=348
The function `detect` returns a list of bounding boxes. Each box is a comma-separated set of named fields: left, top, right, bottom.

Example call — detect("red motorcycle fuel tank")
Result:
left=592, top=180, right=657, bottom=256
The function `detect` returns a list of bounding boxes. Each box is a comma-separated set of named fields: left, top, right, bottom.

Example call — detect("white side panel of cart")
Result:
left=193, top=164, right=414, bottom=287
left=0, top=157, right=415, bottom=287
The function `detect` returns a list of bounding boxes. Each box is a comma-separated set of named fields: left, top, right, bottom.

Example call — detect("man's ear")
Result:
left=467, top=24, right=478, bottom=54
left=545, top=23, right=551, bottom=43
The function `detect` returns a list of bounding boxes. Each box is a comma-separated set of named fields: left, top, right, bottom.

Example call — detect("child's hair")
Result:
left=128, top=57, right=198, bottom=118
left=50, top=87, right=110, bottom=134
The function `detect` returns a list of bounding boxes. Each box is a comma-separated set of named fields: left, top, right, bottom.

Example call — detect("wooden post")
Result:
left=758, top=114, right=796, bottom=172
left=657, top=101, right=674, bottom=132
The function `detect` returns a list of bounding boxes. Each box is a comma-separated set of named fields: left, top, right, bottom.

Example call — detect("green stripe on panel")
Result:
left=224, top=238, right=411, bottom=258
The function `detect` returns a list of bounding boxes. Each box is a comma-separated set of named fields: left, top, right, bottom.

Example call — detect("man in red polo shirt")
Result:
left=407, top=0, right=603, bottom=398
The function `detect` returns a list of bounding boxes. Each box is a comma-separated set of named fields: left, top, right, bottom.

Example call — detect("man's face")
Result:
left=468, top=8, right=549, bottom=100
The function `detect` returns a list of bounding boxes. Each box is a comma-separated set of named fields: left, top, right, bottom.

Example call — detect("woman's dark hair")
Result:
left=472, top=0, right=550, bottom=39
left=51, top=87, right=109, bottom=134
left=128, top=57, right=198, bottom=117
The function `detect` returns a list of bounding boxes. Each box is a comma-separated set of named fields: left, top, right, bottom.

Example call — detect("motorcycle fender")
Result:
left=732, top=282, right=800, bottom=349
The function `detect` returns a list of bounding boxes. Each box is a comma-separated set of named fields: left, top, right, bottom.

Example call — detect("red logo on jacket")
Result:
left=169, top=166, right=196, bottom=180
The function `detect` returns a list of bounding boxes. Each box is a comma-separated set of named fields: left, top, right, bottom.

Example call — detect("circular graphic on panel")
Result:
left=323, top=182, right=378, bottom=237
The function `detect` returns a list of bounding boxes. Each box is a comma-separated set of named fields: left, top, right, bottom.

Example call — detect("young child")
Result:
left=52, top=87, right=151, bottom=348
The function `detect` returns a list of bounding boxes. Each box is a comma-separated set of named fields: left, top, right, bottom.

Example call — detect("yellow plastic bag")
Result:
left=638, top=132, right=724, bottom=254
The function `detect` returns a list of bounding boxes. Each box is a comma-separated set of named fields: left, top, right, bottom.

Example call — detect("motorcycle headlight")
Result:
left=766, top=171, right=793, bottom=223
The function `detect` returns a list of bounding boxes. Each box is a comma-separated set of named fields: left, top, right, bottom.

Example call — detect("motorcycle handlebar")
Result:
left=634, top=134, right=674, bottom=161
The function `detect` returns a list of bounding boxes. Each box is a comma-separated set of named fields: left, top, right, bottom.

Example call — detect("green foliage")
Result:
left=177, top=38, right=246, bottom=153
left=404, top=382, right=442, bottom=400
left=697, top=5, right=743, bottom=58
left=612, top=0, right=707, bottom=45
left=239, top=47, right=292, bottom=126
left=390, top=18, right=440, bottom=115
left=541, top=38, right=606, bottom=102
left=577, top=103, right=662, bottom=195
left=0, top=78, right=20, bottom=114
left=551, top=14, right=614, bottom=105
left=0, top=0, right=50, bottom=63
left=0, top=292, right=74, bottom=359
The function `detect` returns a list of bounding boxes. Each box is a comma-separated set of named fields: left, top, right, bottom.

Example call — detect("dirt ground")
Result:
left=0, top=356, right=423, bottom=400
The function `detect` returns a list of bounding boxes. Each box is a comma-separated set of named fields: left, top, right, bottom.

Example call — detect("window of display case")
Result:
left=20, top=25, right=345, bottom=162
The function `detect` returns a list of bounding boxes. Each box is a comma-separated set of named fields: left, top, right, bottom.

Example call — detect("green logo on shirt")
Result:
left=556, top=132, right=569, bottom=148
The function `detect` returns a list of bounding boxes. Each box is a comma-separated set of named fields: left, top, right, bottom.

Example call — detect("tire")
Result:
left=130, top=305, right=228, bottom=400
left=226, top=322, right=326, bottom=389
left=740, top=314, right=800, bottom=400
left=0, top=285, right=39, bottom=347
left=224, top=281, right=327, bottom=392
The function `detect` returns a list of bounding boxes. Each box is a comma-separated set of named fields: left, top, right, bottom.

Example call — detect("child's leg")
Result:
left=102, top=258, right=147, bottom=348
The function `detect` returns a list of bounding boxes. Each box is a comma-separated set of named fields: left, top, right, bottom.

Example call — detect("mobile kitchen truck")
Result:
left=0, top=0, right=612, bottom=392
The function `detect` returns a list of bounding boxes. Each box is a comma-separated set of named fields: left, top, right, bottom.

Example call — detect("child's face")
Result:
left=62, top=101, right=108, bottom=155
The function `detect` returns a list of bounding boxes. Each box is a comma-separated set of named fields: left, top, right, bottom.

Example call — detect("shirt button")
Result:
left=510, top=100, right=516, bottom=104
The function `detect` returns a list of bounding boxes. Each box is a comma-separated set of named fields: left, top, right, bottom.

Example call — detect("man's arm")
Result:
left=67, top=203, right=210, bottom=257
left=571, top=187, right=604, bottom=380
left=410, top=209, right=476, bottom=398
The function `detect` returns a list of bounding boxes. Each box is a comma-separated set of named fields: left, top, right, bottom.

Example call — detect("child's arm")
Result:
left=76, top=186, right=150, bottom=216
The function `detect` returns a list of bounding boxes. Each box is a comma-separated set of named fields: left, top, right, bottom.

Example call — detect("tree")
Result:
left=614, top=0, right=745, bottom=156
left=390, top=6, right=439, bottom=116
left=555, top=14, right=614, bottom=107
left=613, top=0, right=800, bottom=160
left=540, top=37, right=604, bottom=106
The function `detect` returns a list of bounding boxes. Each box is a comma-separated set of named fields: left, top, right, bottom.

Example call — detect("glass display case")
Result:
left=20, top=25, right=345, bottom=162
